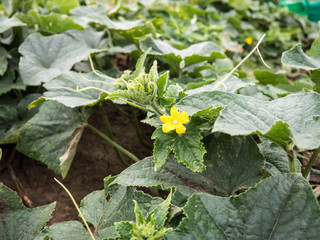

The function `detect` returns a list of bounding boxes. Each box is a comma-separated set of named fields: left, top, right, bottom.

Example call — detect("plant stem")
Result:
left=98, top=104, right=129, bottom=167
left=87, top=123, right=139, bottom=163
left=303, top=147, right=320, bottom=178
left=287, top=148, right=297, bottom=173
left=131, top=109, right=152, bottom=150
left=54, top=178, right=96, bottom=240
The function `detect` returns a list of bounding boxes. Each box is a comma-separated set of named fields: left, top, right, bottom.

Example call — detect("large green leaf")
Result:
left=19, top=33, right=99, bottom=86
left=16, top=101, right=89, bottom=177
left=0, top=183, right=55, bottom=240
left=0, top=14, right=26, bottom=33
left=114, top=132, right=264, bottom=198
left=0, top=94, right=40, bottom=144
left=16, top=10, right=83, bottom=34
left=139, top=36, right=225, bottom=67
left=36, top=181, right=163, bottom=239
left=152, top=122, right=206, bottom=172
left=178, top=91, right=320, bottom=150
left=166, top=174, right=320, bottom=239
left=1, top=0, right=23, bottom=16
left=46, top=0, right=80, bottom=14
left=43, top=71, right=117, bottom=108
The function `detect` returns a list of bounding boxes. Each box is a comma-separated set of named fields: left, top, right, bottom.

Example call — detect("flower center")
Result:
left=172, top=119, right=178, bottom=124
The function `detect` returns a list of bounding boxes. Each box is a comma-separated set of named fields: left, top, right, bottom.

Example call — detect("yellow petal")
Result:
left=178, top=111, right=189, bottom=124
left=170, top=107, right=179, bottom=119
left=160, top=114, right=172, bottom=123
left=162, top=122, right=175, bottom=133
left=175, top=123, right=186, bottom=134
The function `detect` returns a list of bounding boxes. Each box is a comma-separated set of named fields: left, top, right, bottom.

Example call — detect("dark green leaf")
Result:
left=16, top=101, right=89, bottom=176
left=0, top=183, right=55, bottom=240
left=166, top=174, right=320, bottom=239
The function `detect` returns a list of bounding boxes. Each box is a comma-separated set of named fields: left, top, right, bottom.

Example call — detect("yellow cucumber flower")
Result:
left=160, top=107, right=189, bottom=134
left=245, top=37, right=252, bottom=45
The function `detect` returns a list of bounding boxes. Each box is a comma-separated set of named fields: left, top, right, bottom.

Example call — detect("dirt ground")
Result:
left=0, top=104, right=154, bottom=225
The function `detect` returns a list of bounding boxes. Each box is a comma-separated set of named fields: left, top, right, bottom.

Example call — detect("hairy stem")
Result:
left=287, top=148, right=297, bottom=173
left=99, top=104, right=129, bottom=167
left=303, top=147, right=320, bottom=178
left=87, top=124, right=139, bottom=163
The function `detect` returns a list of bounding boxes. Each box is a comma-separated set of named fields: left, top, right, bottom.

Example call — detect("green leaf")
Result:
left=66, top=27, right=108, bottom=49
left=259, top=138, right=301, bottom=175
left=19, top=32, right=98, bottom=86
left=254, top=69, right=290, bottom=85
left=0, top=14, right=26, bottom=33
left=186, top=75, right=254, bottom=95
left=0, top=69, right=26, bottom=96
left=1, top=0, right=22, bottom=15
left=114, top=132, right=264, bottom=199
left=71, top=5, right=156, bottom=43
left=178, top=91, right=320, bottom=150
left=16, top=101, right=89, bottom=176
left=0, top=47, right=9, bottom=75
left=37, top=182, right=163, bottom=239
left=43, top=71, right=117, bottom=108
left=46, top=0, right=80, bottom=14
left=152, top=122, right=206, bottom=172
left=35, top=222, right=89, bottom=240
left=0, top=183, right=55, bottom=240
left=139, top=36, right=225, bottom=68
left=16, top=10, right=83, bottom=34
left=0, top=94, right=40, bottom=144
left=166, top=174, right=320, bottom=239
left=282, top=42, right=320, bottom=70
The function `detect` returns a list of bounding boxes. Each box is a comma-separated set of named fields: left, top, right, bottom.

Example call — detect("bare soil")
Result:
left=0, top=104, right=154, bottom=225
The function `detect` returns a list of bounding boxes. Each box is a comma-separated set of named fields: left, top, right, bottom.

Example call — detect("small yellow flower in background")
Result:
left=245, top=37, right=252, bottom=45
left=160, top=107, right=189, bottom=134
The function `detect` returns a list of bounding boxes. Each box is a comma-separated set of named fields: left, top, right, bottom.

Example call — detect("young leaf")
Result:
left=166, top=174, right=320, bottom=239
left=16, top=101, right=90, bottom=177
left=0, top=183, right=55, bottom=240
left=19, top=33, right=99, bottom=86
left=152, top=122, right=206, bottom=172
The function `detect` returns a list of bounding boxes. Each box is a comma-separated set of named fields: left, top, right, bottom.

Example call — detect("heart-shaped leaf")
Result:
left=19, top=33, right=99, bottom=86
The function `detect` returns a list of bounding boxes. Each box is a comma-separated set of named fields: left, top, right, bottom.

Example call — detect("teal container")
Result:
left=308, top=1, right=320, bottom=21
left=280, top=0, right=320, bottom=22
left=280, top=0, right=308, bottom=15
